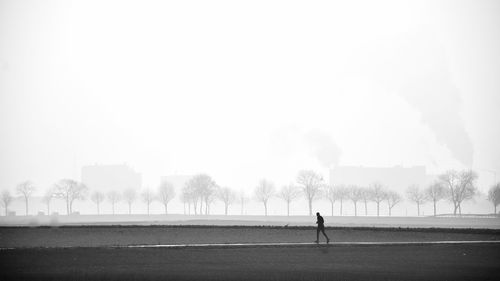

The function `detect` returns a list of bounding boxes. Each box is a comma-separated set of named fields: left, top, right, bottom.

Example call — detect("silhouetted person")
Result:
left=315, top=212, right=330, bottom=243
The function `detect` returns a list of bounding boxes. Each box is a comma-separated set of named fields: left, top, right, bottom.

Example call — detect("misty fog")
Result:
left=1, top=0, right=499, bottom=219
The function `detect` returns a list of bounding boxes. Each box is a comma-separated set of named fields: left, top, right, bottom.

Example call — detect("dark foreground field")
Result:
left=1, top=243, right=500, bottom=281
left=2, top=226, right=500, bottom=280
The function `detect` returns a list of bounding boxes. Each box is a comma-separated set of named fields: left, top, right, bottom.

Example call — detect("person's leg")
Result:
left=316, top=227, right=320, bottom=242
left=322, top=229, right=330, bottom=243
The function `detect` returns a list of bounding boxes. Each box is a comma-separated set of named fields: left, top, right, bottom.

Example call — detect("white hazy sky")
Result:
left=1, top=0, right=499, bottom=192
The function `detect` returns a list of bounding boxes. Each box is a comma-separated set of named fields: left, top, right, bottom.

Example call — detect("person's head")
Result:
left=316, top=212, right=320, bottom=216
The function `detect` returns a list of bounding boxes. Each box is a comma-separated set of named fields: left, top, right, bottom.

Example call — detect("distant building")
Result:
left=330, top=165, right=436, bottom=191
left=160, top=174, right=193, bottom=190
left=81, top=164, right=142, bottom=192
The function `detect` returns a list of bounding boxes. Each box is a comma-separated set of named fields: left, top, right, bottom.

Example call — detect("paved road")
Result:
left=1, top=242, right=500, bottom=280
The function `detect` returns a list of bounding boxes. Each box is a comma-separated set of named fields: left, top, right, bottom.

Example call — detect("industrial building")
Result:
left=330, top=165, right=436, bottom=191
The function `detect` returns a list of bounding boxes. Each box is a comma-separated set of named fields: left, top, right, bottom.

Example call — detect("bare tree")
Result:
left=181, top=183, right=196, bottom=215
left=204, top=189, right=217, bottom=215
left=278, top=184, right=300, bottom=216
left=296, top=170, right=323, bottom=215
left=439, top=170, right=478, bottom=215
left=254, top=179, right=275, bottom=216
left=141, top=188, right=155, bottom=215
left=1, top=190, right=13, bottom=216
left=123, top=188, right=137, bottom=214
left=425, top=181, right=448, bottom=216
left=360, top=187, right=371, bottom=216
left=180, top=186, right=193, bottom=215
left=158, top=182, right=176, bottom=214
left=203, top=183, right=218, bottom=215
left=348, top=185, right=364, bottom=216
left=90, top=191, right=105, bottom=215
left=180, top=192, right=188, bottom=215
left=488, top=183, right=500, bottom=214
left=386, top=191, right=402, bottom=216
left=217, top=187, right=236, bottom=215
left=185, top=174, right=216, bottom=215
left=107, top=191, right=121, bottom=215
left=369, top=182, right=386, bottom=217
left=54, top=179, right=88, bottom=215
left=16, top=181, right=36, bottom=215
left=41, top=188, right=56, bottom=215
left=334, top=185, right=349, bottom=216
left=406, top=185, right=427, bottom=216
left=324, top=184, right=336, bottom=216
left=239, top=191, right=248, bottom=215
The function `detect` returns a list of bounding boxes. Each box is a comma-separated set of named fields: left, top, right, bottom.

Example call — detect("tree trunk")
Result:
left=47, top=203, right=50, bottom=216
left=225, top=203, right=228, bottom=215
left=331, top=201, right=334, bottom=216
left=66, top=197, right=70, bottom=215
left=97, top=203, right=100, bottom=215
left=364, top=200, right=368, bottom=216
left=417, top=203, right=420, bottom=216
left=354, top=202, right=357, bottom=216
left=308, top=198, right=312, bottom=216
left=128, top=203, right=132, bottom=214
left=433, top=200, right=437, bottom=216
left=453, top=203, right=458, bottom=216
left=112, top=202, right=115, bottom=215
left=25, top=197, right=28, bottom=215
left=147, top=203, right=150, bottom=215
left=340, top=199, right=343, bottom=216
left=264, top=202, right=268, bottom=216
left=459, top=204, right=462, bottom=216
left=389, top=207, right=392, bottom=216
left=495, top=205, right=497, bottom=215
left=377, top=202, right=380, bottom=217
left=287, top=202, right=290, bottom=216
left=164, top=203, right=168, bottom=215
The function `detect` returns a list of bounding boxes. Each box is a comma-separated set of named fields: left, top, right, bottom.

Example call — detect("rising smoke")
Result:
left=304, top=129, right=342, bottom=168
left=269, top=126, right=342, bottom=170
left=378, top=31, right=474, bottom=167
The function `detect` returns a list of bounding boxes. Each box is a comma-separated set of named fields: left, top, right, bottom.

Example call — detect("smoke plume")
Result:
left=304, top=129, right=341, bottom=168
left=379, top=31, right=474, bottom=167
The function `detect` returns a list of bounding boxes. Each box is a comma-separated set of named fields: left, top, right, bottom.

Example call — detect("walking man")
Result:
left=315, top=212, right=330, bottom=244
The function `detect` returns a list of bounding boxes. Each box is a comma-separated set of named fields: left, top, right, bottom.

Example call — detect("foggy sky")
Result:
left=1, top=0, right=499, bottom=192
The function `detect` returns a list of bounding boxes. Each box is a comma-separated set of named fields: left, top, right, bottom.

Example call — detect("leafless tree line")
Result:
left=0, top=179, right=176, bottom=216
left=87, top=182, right=176, bottom=215
left=1, top=169, right=499, bottom=217
left=252, top=169, right=493, bottom=217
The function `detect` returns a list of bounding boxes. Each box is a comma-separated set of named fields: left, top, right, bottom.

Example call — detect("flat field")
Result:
left=1, top=225, right=500, bottom=248
left=1, top=226, right=500, bottom=281
left=2, top=214, right=500, bottom=229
